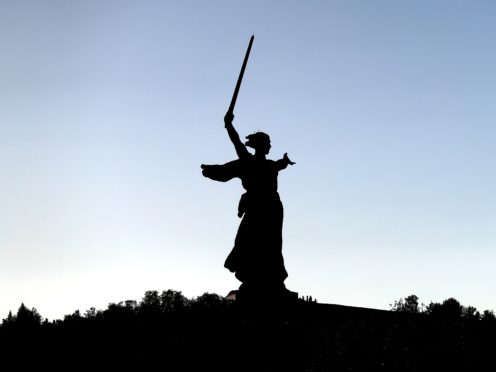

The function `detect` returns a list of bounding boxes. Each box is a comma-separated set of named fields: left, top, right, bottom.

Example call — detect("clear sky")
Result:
left=1, top=0, right=495, bottom=320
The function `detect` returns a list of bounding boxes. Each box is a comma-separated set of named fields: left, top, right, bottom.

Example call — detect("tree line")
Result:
left=390, top=294, right=496, bottom=321
left=2, top=290, right=493, bottom=328
left=0, top=290, right=495, bottom=371
left=1, top=290, right=228, bottom=328
left=1, top=289, right=320, bottom=329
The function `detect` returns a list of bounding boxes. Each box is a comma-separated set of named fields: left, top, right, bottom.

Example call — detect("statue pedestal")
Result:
left=226, top=285, right=298, bottom=305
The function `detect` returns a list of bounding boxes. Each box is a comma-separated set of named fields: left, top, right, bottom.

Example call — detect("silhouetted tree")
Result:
left=84, top=307, right=98, bottom=319
left=139, top=290, right=162, bottom=317
left=141, top=290, right=160, bottom=307
left=15, top=303, right=42, bottom=327
left=1, top=311, right=15, bottom=326
left=426, top=298, right=463, bottom=318
left=65, top=309, right=82, bottom=319
left=160, top=290, right=189, bottom=312
left=390, top=295, right=421, bottom=314
left=192, top=292, right=226, bottom=310
left=63, top=309, right=83, bottom=326
left=102, top=301, right=138, bottom=323
left=461, top=305, right=480, bottom=320
left=481, top=310, right=496, bottom=322
left=124, top=300, right=138, bottom=311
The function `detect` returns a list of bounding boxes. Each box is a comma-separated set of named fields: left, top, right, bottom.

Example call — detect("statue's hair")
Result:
left=245, top=132, right=270, bottom=149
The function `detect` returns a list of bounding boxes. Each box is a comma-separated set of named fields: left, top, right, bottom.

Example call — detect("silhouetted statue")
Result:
left=201, top=112, right=295, bottom=297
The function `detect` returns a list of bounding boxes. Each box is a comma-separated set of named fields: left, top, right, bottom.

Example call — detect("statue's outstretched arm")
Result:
left=224, top=113, right=249, bottom=159
left=201, top=160, right=240, bottom=182
left=276, top=153, right=295, bottom=171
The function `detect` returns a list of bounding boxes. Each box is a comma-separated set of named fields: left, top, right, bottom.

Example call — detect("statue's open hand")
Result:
left=284, top=153, right=295, bottom=165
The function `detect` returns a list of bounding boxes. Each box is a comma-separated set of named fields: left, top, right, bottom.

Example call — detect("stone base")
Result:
left=226, top=285, right=298, bottom=305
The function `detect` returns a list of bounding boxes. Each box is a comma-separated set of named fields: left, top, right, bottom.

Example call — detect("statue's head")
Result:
left=245, top=132, right=271, bottom=154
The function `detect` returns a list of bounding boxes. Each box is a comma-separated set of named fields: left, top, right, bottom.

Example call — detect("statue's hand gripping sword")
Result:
left=225, top=35, right=254, bottom=123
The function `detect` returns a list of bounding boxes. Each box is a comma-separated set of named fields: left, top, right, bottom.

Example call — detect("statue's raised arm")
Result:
left=224, top=112, right=250, bottom=159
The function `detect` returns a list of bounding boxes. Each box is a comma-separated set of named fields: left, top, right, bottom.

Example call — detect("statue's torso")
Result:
left=239, top=157, right=279, bottom=195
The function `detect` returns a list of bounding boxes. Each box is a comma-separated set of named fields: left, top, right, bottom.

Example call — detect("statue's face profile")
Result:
left=260, top=141, right=271, bottom=155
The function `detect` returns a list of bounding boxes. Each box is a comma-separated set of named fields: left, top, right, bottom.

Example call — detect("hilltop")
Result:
left=1, top=290, right=495, bottom=371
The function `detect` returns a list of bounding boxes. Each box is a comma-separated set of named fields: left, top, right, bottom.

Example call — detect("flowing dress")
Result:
left=202, top=155, right=289, bottom=288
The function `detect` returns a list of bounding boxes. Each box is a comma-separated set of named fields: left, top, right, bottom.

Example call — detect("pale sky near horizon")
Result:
left=1, top=0, right=495, bottom=320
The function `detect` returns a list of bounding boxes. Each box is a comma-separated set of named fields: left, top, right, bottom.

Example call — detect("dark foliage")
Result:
left=1, top=291, right=495, bottom=371
left=1, top=303, right=43, bottom=330
left=391, top=294, right=495, bottom=321
left=390, top=294, right=421, bottom=314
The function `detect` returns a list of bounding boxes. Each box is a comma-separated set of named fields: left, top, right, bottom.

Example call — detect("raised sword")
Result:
left=226, top=35, right=254, bottom=117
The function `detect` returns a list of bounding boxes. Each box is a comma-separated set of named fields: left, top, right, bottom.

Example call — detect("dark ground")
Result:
left=1, top=298, right=494, bottom=371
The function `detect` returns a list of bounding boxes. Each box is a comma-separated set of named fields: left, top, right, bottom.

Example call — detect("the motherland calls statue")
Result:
left=201, top=36, right=296, bottom=302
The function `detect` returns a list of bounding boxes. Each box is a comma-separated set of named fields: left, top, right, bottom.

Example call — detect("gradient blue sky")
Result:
left=1, top=0, right=495, bottom=320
